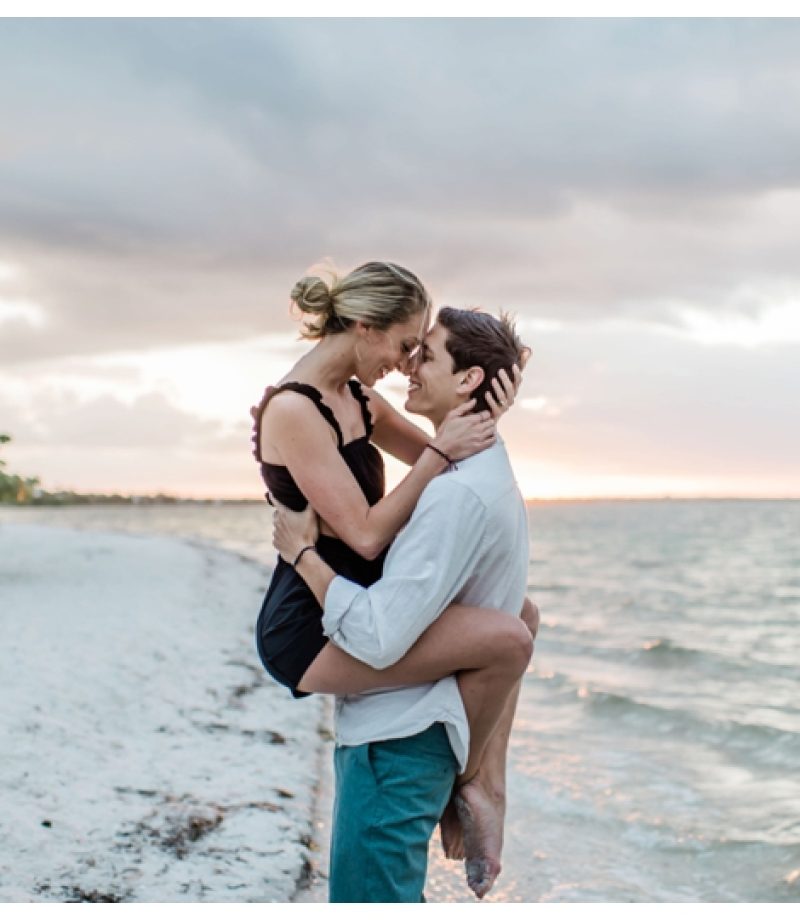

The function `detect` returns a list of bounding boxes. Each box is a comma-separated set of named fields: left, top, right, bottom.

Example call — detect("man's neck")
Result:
left=430, top=399, right=471, bottom=432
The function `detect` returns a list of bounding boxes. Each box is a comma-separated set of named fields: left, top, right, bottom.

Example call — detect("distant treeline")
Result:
left=0, top=434, right=41, bottom=503
left=0, top=433, right=181, bottom=505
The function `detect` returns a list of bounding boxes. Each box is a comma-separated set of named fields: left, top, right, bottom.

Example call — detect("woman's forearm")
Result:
left=334, top=445, right=449, bottom=559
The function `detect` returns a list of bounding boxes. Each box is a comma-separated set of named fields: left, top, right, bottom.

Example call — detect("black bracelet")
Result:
left=292, top=544, right=317, bottom=567
left=425, top=443, right=457, bottom=469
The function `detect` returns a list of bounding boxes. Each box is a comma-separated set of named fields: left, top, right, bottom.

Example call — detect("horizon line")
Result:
left=8, top=490, right=800, bottom=505
left=23, top=493, right=798, bottom=504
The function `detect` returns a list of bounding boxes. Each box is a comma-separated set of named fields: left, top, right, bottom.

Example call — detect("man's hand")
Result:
left=272, top=500, right=319, bottom=563
left=485, top=348, right=531, bottom=419
left=433, top=400, right=496, bottom=462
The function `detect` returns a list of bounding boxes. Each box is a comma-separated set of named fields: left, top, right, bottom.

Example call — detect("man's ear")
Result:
left=456, top=366, right=485, bottom=398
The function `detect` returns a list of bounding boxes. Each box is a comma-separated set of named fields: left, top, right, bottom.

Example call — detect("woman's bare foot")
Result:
left=454, top=777, right=505, bottom=899
left=439, top=795, right=465, bottom=859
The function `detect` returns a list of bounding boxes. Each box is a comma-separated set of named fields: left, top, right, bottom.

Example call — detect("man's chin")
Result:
left=405, top=393, right=424, bottom=415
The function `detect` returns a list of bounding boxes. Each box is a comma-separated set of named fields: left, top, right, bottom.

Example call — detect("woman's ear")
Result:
left=355, top=321, right=382, bottom=344
left=457, top=366, right=485, bottom=398
left=354, top=321, right=375, bottom=345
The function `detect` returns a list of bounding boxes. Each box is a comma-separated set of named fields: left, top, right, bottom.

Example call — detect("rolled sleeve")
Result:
left=320, top=479, right=487, bottom=669
left=322, top=575, right=365, bottom=645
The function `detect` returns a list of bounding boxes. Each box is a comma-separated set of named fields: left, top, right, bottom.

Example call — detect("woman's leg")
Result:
left=443, top=599, right=540, bottom=898
left=457, top=597, right=540, bottom=782
left=441, top=598, right=540, bottom=855
left=297, top=602, right=533, bottom=785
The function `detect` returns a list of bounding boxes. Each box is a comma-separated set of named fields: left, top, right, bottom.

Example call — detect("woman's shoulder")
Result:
left=260, top=383, right=326, bottom=422
left=260, top=382, right=346, bottom=454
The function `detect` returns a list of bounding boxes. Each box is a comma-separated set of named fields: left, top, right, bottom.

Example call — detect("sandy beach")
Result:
left=4, top=505, right=798, bottom=903
left=0, top=523, right=327, bottom=902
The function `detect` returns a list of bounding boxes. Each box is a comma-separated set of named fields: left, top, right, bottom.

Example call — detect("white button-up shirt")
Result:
left=322, top=439, right=529, bottom=771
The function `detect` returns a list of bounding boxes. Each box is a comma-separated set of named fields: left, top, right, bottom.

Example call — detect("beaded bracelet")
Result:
left=425, top=443, right=457, bottom=469
left=292, top=545, right=317, bottom=567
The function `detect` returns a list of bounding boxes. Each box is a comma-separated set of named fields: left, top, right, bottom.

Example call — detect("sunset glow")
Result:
left=1, top=19, right=799, bottom=500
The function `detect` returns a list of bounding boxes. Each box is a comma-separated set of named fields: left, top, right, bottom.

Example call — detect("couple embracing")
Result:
left=251, top=261, right=538, bottom=902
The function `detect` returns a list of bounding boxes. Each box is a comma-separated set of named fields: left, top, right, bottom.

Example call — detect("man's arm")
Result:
left=321, top=480, right=486, bottom=669
left=272, top=477, right=487, bottom=669
left=294, top=550, right=336, bottom=606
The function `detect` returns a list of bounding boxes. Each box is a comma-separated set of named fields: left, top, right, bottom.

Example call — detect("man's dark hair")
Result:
left=436, top=307, right=526, bottom=413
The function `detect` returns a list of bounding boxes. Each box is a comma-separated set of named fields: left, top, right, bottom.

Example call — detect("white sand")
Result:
left=0, top=523, right=327, bottom=903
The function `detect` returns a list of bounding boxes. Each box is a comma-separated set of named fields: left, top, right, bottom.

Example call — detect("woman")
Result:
left=252, top=261, right=531, bottom=893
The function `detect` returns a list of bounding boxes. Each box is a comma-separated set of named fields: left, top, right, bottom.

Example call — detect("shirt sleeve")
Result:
left=321, top=478, right=487, bottom=669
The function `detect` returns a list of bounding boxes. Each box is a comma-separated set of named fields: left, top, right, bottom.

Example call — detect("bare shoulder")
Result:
left=259, top=389, right=337, bottom=462
left=262, top=388, right=320, bottom=425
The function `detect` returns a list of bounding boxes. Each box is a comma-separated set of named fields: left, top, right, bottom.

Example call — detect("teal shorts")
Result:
left=329, top=722, right=459, bottom=903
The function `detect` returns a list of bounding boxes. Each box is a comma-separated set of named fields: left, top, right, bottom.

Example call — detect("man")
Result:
left=273, top=307, right=534, bottom=902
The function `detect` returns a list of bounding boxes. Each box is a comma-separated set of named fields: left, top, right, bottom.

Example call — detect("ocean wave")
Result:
left=531, top=661, right=800, bottom=765
left=634, top=637, right=705, bottom=662
left=581, top=688, right=800, bottom=767
left=630, top=638, right=800, bottom=684
left=529, top=581, right=571, bottom=593
left=540, top=633, right=800, bottom=687
left=628, top=637, right=752, bottom=673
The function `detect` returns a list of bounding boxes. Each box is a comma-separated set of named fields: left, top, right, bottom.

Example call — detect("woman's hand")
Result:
left=432, top=400, right=497, bottom=462
left=485, top=348, right=531, bottom=420
left=272, top=500, right=320, bottom=564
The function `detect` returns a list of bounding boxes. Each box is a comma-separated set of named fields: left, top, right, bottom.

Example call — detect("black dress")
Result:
left=251, top=380, right=387, bottom=698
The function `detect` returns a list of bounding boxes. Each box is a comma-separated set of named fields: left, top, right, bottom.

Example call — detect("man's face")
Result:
left=405, top=322, right=464, bottom=424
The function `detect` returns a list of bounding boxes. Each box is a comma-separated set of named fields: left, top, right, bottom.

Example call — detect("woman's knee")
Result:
left=495, top=615, right=534, bottom=674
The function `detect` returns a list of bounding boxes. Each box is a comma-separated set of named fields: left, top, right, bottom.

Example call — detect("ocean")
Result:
left=2, top=499, right=798, bottom=902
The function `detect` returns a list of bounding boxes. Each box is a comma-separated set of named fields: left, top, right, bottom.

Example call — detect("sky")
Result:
left=1, top=17, right=799, bottom=499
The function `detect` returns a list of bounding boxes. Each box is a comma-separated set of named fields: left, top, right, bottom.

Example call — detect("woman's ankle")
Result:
left=456, top=770, right=506, bottom=804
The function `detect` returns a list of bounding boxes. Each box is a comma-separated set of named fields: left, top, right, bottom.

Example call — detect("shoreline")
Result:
left=292, top=697, right=334, bottom=903
left=0, top=522, right=326, bottom=902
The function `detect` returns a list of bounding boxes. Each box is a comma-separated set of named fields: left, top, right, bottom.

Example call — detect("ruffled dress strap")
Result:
left=250, top=381, right=344, bottom=464
left=346, top=379, right=375, bottom=439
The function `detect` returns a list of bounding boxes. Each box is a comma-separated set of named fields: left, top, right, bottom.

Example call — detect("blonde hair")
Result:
left=291, top=261, right=431, bottom=340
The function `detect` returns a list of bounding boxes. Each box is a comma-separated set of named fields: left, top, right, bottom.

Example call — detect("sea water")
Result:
left=3, top=499, right=798, bottom=902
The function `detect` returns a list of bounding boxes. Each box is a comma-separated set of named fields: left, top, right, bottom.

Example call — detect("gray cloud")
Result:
left=0, top=385, right=241, bottom=450
left=505, top=323, right=800, bottom=483
left=2, top=18, right=800, bottom=367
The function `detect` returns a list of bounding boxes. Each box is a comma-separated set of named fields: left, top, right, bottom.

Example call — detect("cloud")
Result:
left=1, top=19, right=800, bottom=366
left=505, top=320, right=800, bottom=483
left=0, top=386, right=232, bottom=449
left=0, top=296, right=47, bottom=328
left=1, top=20, right=798, bottom=497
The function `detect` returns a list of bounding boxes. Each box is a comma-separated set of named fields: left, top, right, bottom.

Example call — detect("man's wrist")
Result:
left=294, top=545, right=336, bottom=608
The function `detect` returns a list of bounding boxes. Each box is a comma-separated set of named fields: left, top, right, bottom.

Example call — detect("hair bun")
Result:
left=291, top=275, right=334, bottom=317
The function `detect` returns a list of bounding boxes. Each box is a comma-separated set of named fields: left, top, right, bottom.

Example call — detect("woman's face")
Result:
left=358, top=311, right=430, bottom=386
